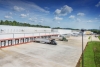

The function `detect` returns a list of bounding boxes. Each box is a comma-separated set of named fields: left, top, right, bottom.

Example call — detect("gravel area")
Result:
left=0, top=36, right=89, bottom=67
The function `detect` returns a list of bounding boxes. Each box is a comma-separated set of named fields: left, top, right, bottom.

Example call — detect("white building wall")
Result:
left=0, top=34, right=13, bottom=39
left=0, top=25, right=51, bottom=33
left=52, top=29, right=72, bottom=34
left=14, top=34, right=24, bottom=38
left=0, top=25, right=59, bottom=40
left=40, top=33, right=46, bottom=36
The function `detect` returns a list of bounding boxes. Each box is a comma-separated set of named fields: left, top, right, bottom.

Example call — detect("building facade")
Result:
left=0, top=25, right=58, bottom=48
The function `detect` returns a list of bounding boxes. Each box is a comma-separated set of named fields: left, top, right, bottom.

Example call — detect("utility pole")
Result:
left=81, top=29, right=84, bottom=67
left=99, top=26, right=100, bottom=36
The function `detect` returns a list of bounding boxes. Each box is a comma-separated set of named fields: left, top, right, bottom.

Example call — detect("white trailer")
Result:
left=34, top=38, right=57, bottom=45
left=51, top=34, right=69, bottom=41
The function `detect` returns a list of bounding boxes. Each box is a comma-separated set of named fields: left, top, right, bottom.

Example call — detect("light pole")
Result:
left=99, top=26, right=100, bottom=36
left=81, top=29, right=84, bottom=67
left=21, top=29, right=24, bottom=43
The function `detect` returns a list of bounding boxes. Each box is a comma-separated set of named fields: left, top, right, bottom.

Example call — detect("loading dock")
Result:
left=1, top=40, right=6, bottom=47
left=15, top=39, right=19, bottom=45
left=8, top=40, right=12, bottom=46
left=30, top=37, right=34, bottom=42
left=0, top=35, right=89, bottom=67
left=25, top=38, right=29, bottom=43
left=20, top=38, right=24, bottom=44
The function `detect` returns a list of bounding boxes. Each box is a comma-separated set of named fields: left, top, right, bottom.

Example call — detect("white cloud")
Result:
left=95, top=18, right=97, bottom=19
left=86, top=20, right=93, bottom=22
left=1, top=0, right=50, bottom=14
left=95, top=1, right=100, bottom=7
left=54, top=5, right=73, bottom=16
left=57, top=21, right=60, bottom=24
left=9, top=12, right=12, bottom=15
left=69, top=15, right=75, bottom=19
left=77, top=12, right=85, bottom=16
left=4, top=15, right=12, bottom=19
left=31, top=4, right=49, bottom=13
left=77, top=18, right=81, bottom=22
left=29, top=18, right=33, bottom=21
left=39, top=19, right=44, bottom=23
left=13, top=6, right=25, bottom=11
left=34, top=17, right=37, bottom=20
left=44, top=7, right=49, bottom=10
left=20, top=14, right=27, bottom=18
left=54, top=17, right=63, bottom=21
left=29, top=17, right=38, bottom=22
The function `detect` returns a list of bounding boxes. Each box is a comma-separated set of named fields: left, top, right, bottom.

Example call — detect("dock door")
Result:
left=1, top=40, right=6, bottom=47
left=25, top=38, right=29, bottom=43
left=20, top=38, right=24, bottom=44
left=30, top=37, right=33, bottom=42
left=8, top=40, right=12, bottom=46
left=15, top=39, right=19, bottom=45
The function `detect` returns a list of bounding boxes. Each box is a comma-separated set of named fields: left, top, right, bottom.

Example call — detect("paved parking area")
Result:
left=0, top=36, right=89, bottom=67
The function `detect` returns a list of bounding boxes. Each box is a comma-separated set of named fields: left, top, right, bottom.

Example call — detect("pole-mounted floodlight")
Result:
left=81, top=29, right=84, bottom=67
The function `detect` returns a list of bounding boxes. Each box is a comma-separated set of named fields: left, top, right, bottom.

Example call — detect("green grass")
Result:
left=98, top=36, right=100, bottom=40
left=80, top=41, right=100, bottom=67
left=88, top=36, right=91, bottom=39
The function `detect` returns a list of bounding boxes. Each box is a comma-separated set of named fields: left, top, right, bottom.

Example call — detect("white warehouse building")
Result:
left=0, top=25, right=73, bottom=48
left=0, top=25, right=59, bottom=48
left=52, top=29, right=72, bottom=34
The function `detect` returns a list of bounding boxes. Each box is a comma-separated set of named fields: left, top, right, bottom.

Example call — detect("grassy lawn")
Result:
left=80, top=41, right=100, bottom=67
left=98, top=36, right=100, bottom=40
left=88, top=36, right=91, bottom=39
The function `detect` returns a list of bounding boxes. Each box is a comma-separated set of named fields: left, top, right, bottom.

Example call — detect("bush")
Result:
left=98, top=36, right=100, bottom=40
left=88, top=36, right=91, bottom=39
left=62, top=37, right=68, bottom=41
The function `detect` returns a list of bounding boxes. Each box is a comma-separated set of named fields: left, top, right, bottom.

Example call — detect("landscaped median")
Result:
left=76, top=41, right=100, bottom=67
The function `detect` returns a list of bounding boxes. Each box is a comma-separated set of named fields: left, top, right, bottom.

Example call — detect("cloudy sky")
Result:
left=0, top=0, right=100, bottom=29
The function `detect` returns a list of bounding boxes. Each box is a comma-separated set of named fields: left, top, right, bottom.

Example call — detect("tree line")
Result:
left=89, top=29, right=100, bottom=34
left=0, top=20, right=100, bottom=34
left=53, top=27, right=100, bottom=34
left=0, top=20, right=50, bottom=28
left=52, top=27, right=80, bottom=30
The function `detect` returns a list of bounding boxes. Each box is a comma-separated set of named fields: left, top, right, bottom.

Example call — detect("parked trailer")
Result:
left=51, top=36, right=68, bottom=41
left=51, top=36, right=62, bottom=40
left=34, top=38, right=57, bottom=45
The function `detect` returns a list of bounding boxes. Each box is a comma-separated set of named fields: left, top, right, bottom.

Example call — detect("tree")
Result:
left=0, top=20, right=3, bottom=25
left=0, top=20, right=51, bottom=28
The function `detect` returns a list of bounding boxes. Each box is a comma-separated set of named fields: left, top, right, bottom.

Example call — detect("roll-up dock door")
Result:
left=15, top=39, right=19, bottom=45
left=1, top=40, right=6, bottom=47
left=20, top=38, right=24, bottom=44
left=8, top=40, right=12, bottom=46
left=30, top=37, right=33, bottom=42
left=25, top=38, right=29, bottom=43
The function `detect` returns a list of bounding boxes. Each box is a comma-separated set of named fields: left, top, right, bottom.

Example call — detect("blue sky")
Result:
left=0, top=0, right=100, bottom=29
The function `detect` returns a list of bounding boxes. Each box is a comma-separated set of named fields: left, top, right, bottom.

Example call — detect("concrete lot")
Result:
left=0, top=36, right=89, bottom=67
